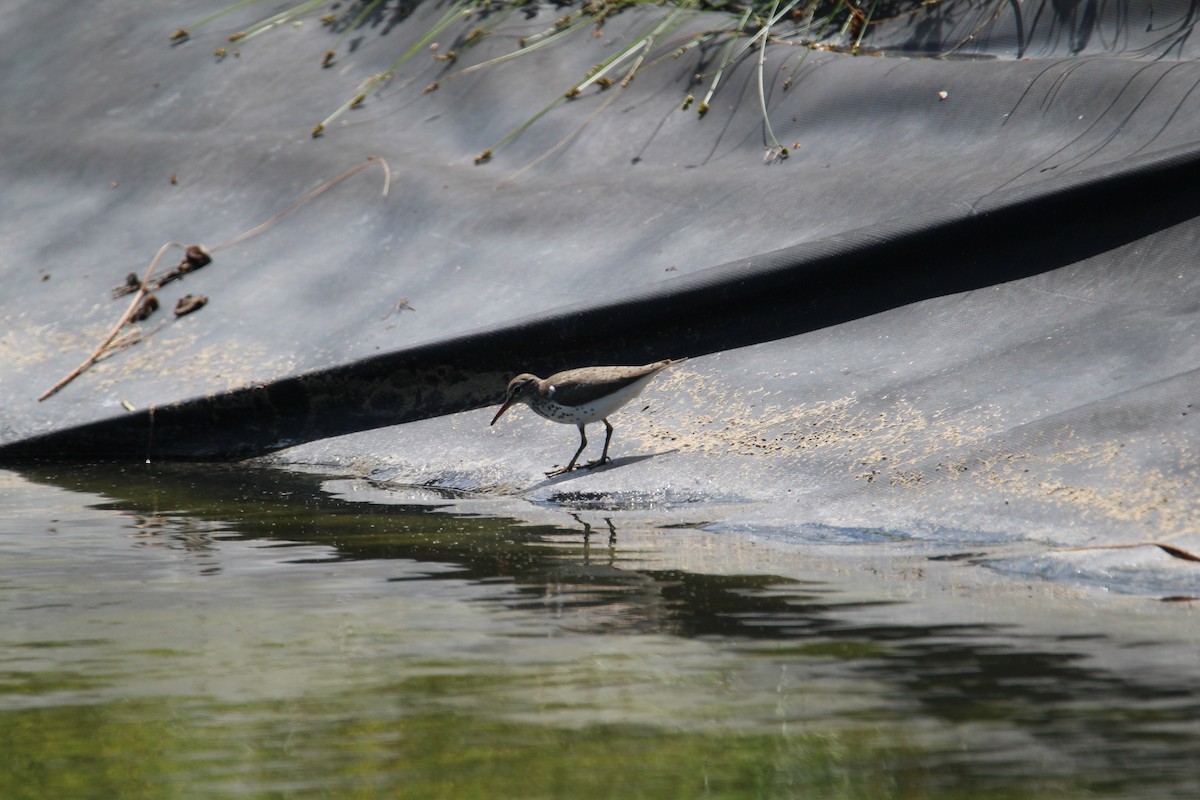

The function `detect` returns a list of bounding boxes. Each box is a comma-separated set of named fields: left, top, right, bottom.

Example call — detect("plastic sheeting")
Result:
left=2, top=1, right=1199, bottom=594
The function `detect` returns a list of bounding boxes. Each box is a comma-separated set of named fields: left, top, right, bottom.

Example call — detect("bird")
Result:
left=489, top=358, right=684, bottom=476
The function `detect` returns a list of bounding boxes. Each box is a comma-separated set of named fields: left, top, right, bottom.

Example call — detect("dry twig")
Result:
left=38, top=157, right=390, bottom=401
left=39, top=242, right=185, bottom=402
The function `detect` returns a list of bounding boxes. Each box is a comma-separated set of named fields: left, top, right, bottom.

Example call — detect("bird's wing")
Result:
left=546, top=364, right=669, bottom=407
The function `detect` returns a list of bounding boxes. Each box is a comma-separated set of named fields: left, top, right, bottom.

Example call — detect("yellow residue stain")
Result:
left=634, top=366, right=998, bottom=477
left=631, top=366, right=1200, bottom=539
left=83, top=329, right=284, bottom=396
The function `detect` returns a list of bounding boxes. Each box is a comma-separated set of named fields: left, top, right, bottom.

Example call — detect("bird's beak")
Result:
left=490, top=398, right=513, bottom=426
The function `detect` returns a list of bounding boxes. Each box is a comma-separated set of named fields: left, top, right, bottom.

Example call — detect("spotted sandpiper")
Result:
left=489, top=358, right=684, bottom=476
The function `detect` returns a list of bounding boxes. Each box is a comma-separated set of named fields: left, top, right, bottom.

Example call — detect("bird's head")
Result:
left=489, top=374, right=540, bottom=426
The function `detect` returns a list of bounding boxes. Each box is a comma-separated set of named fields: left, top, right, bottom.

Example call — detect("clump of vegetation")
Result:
left=173, top=1, right=960, bottom=164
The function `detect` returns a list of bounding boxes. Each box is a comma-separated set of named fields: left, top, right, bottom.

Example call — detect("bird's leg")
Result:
left=546, top=424, right=588, bottom=477
left=585, top=419, right=614, bottom=469
left=567, top=424, right=589, bottom=470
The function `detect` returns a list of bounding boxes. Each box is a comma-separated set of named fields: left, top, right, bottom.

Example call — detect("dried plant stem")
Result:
left=757, top=1, right=783, bottom=151
left=187, top=0, right=264, bottom=31
left=39, top=242, right=185, bottom=402
left=479, top=2, right=696, bottom=163
left=698, top=9, right=751, bottom=113
left=440, top=16, right=594, bottom=85
left=39, top=157, right=390, bottom=401
left=497, top=72, right=626, bottom=189
left=332, top=0, right=387, bottom=52
left=313, top=1, right=471, bottom=134
left=233, top=0, right=326, bottom=44
left=496, top=3, right=696, bottom=187
left=853, top=0, right=879, bottom=50
left=213, top=155, right=390, bottom=252
left=181, top=0, right=1004, bottom=150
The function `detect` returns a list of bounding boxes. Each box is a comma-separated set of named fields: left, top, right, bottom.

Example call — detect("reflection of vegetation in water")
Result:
left=175, top=1, right=991, bottom=161
left=5, top=463, right=1199, bottom=798
left=2, top=694, right=1088, bottom=799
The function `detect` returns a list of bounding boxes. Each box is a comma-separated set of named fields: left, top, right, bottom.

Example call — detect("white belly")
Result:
left=538, top=372, right=657, bottom=426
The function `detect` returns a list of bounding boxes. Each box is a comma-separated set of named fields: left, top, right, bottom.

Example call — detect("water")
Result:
left=2, top=463, right=1197, bottom=799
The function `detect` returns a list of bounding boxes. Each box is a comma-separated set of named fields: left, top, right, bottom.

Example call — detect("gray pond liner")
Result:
left=2, top=1, right=1199, bottom=597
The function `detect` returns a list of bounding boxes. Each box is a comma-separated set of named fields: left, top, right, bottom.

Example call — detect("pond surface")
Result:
left=2, top=463, right=1197, bottom=799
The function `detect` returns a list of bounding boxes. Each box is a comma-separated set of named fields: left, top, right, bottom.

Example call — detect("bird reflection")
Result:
left=572, top=513, right=617, bottom=561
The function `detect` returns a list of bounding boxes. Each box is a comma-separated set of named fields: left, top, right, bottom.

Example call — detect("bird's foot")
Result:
left=583, top=457, right=611, bottom=470
left=545, top=464, right=575, bottom=477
